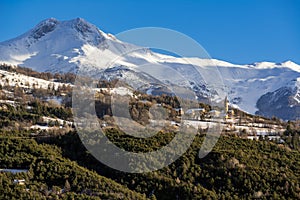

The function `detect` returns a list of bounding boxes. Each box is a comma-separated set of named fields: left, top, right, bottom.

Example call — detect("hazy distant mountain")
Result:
left=1, top=18, right=300, bottom=120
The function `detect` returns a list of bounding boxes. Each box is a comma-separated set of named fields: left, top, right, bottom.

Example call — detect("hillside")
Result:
left=0, top=138, right=147, bottom=199
left=0, top=64, right=299, bottom=199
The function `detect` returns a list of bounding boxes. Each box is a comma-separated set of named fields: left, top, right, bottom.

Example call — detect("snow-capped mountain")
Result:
left=1, top=18, right=300, bottom=120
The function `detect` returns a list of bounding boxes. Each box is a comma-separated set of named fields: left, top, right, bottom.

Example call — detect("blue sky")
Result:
left=0, top=0, right=299, bottom=64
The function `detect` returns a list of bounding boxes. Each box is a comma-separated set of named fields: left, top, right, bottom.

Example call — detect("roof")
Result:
left=0, top=169, right=29, bottom=174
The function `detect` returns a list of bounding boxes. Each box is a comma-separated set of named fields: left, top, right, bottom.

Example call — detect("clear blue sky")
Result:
left=0, top=0, right=299, bottom=64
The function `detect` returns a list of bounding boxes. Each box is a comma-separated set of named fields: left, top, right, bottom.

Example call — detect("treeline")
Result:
left=0, top=92, right=73, bottom=137
left=0, top=63, right=76, bottom=83
left=93, top=91, right=212, bottom=125
left=0, top=99, right=72, bottom=124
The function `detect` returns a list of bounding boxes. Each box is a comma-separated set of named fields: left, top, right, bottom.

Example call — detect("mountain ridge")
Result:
left=1, top=18, right=300, bottom=120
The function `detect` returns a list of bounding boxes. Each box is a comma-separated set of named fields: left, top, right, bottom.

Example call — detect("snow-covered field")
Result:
left=0, top=69, right=71, bottom=90
left=183, top=119, right=285, bottom=135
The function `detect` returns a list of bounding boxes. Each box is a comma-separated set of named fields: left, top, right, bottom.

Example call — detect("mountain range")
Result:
left=0, top=18, right=300, bottom=120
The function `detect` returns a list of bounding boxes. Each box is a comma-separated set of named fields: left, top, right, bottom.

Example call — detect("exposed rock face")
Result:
left=30, top=18, right=59, bottom=40
left=256, top=86, right=300, bottom=120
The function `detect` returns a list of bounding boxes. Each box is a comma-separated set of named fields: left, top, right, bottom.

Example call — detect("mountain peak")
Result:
left=28, top=17, right=107, bottom=43
left=281, top=60, right=300, bottom=72
left=282, top=60, right=297, bottom=66
left=30, top=18, right=59, bottom=40
left=36, top=17, right=59, bottom=25
left=70, top=17, right=99, bottom=35
left=73, top=17, right=88, bottom=24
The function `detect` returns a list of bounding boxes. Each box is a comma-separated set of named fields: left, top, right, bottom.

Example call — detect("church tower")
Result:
left=224, top=96, right=229, bottom=113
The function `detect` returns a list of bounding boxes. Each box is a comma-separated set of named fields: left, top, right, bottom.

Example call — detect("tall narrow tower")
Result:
left=224, top=96, right=229, bottom=113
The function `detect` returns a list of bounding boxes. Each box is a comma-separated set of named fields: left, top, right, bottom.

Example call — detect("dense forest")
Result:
left=1, top=129, right=299, bottom=199
left=0, top=138, right=147, bottom=199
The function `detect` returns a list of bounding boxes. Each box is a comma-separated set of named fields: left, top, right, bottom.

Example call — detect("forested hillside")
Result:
left=0, top=64, right=299, bottom=199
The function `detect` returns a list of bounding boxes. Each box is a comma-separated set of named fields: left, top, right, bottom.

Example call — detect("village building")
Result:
left=13, top=179, right=26, bottom=185
left=185, top=108, right=205, bottom=120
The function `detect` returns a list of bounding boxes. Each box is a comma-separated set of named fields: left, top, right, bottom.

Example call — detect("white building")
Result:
left=13, top=179, right=26, bottom=185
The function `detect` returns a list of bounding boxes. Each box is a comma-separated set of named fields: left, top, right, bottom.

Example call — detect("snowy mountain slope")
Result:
left=255, top=77, right=300, bottom=120
left=159, top=58, right=300, bottom=114
left=0, top=18, right=142, bottom=73
left=1, top=18, right=300, bottom=119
